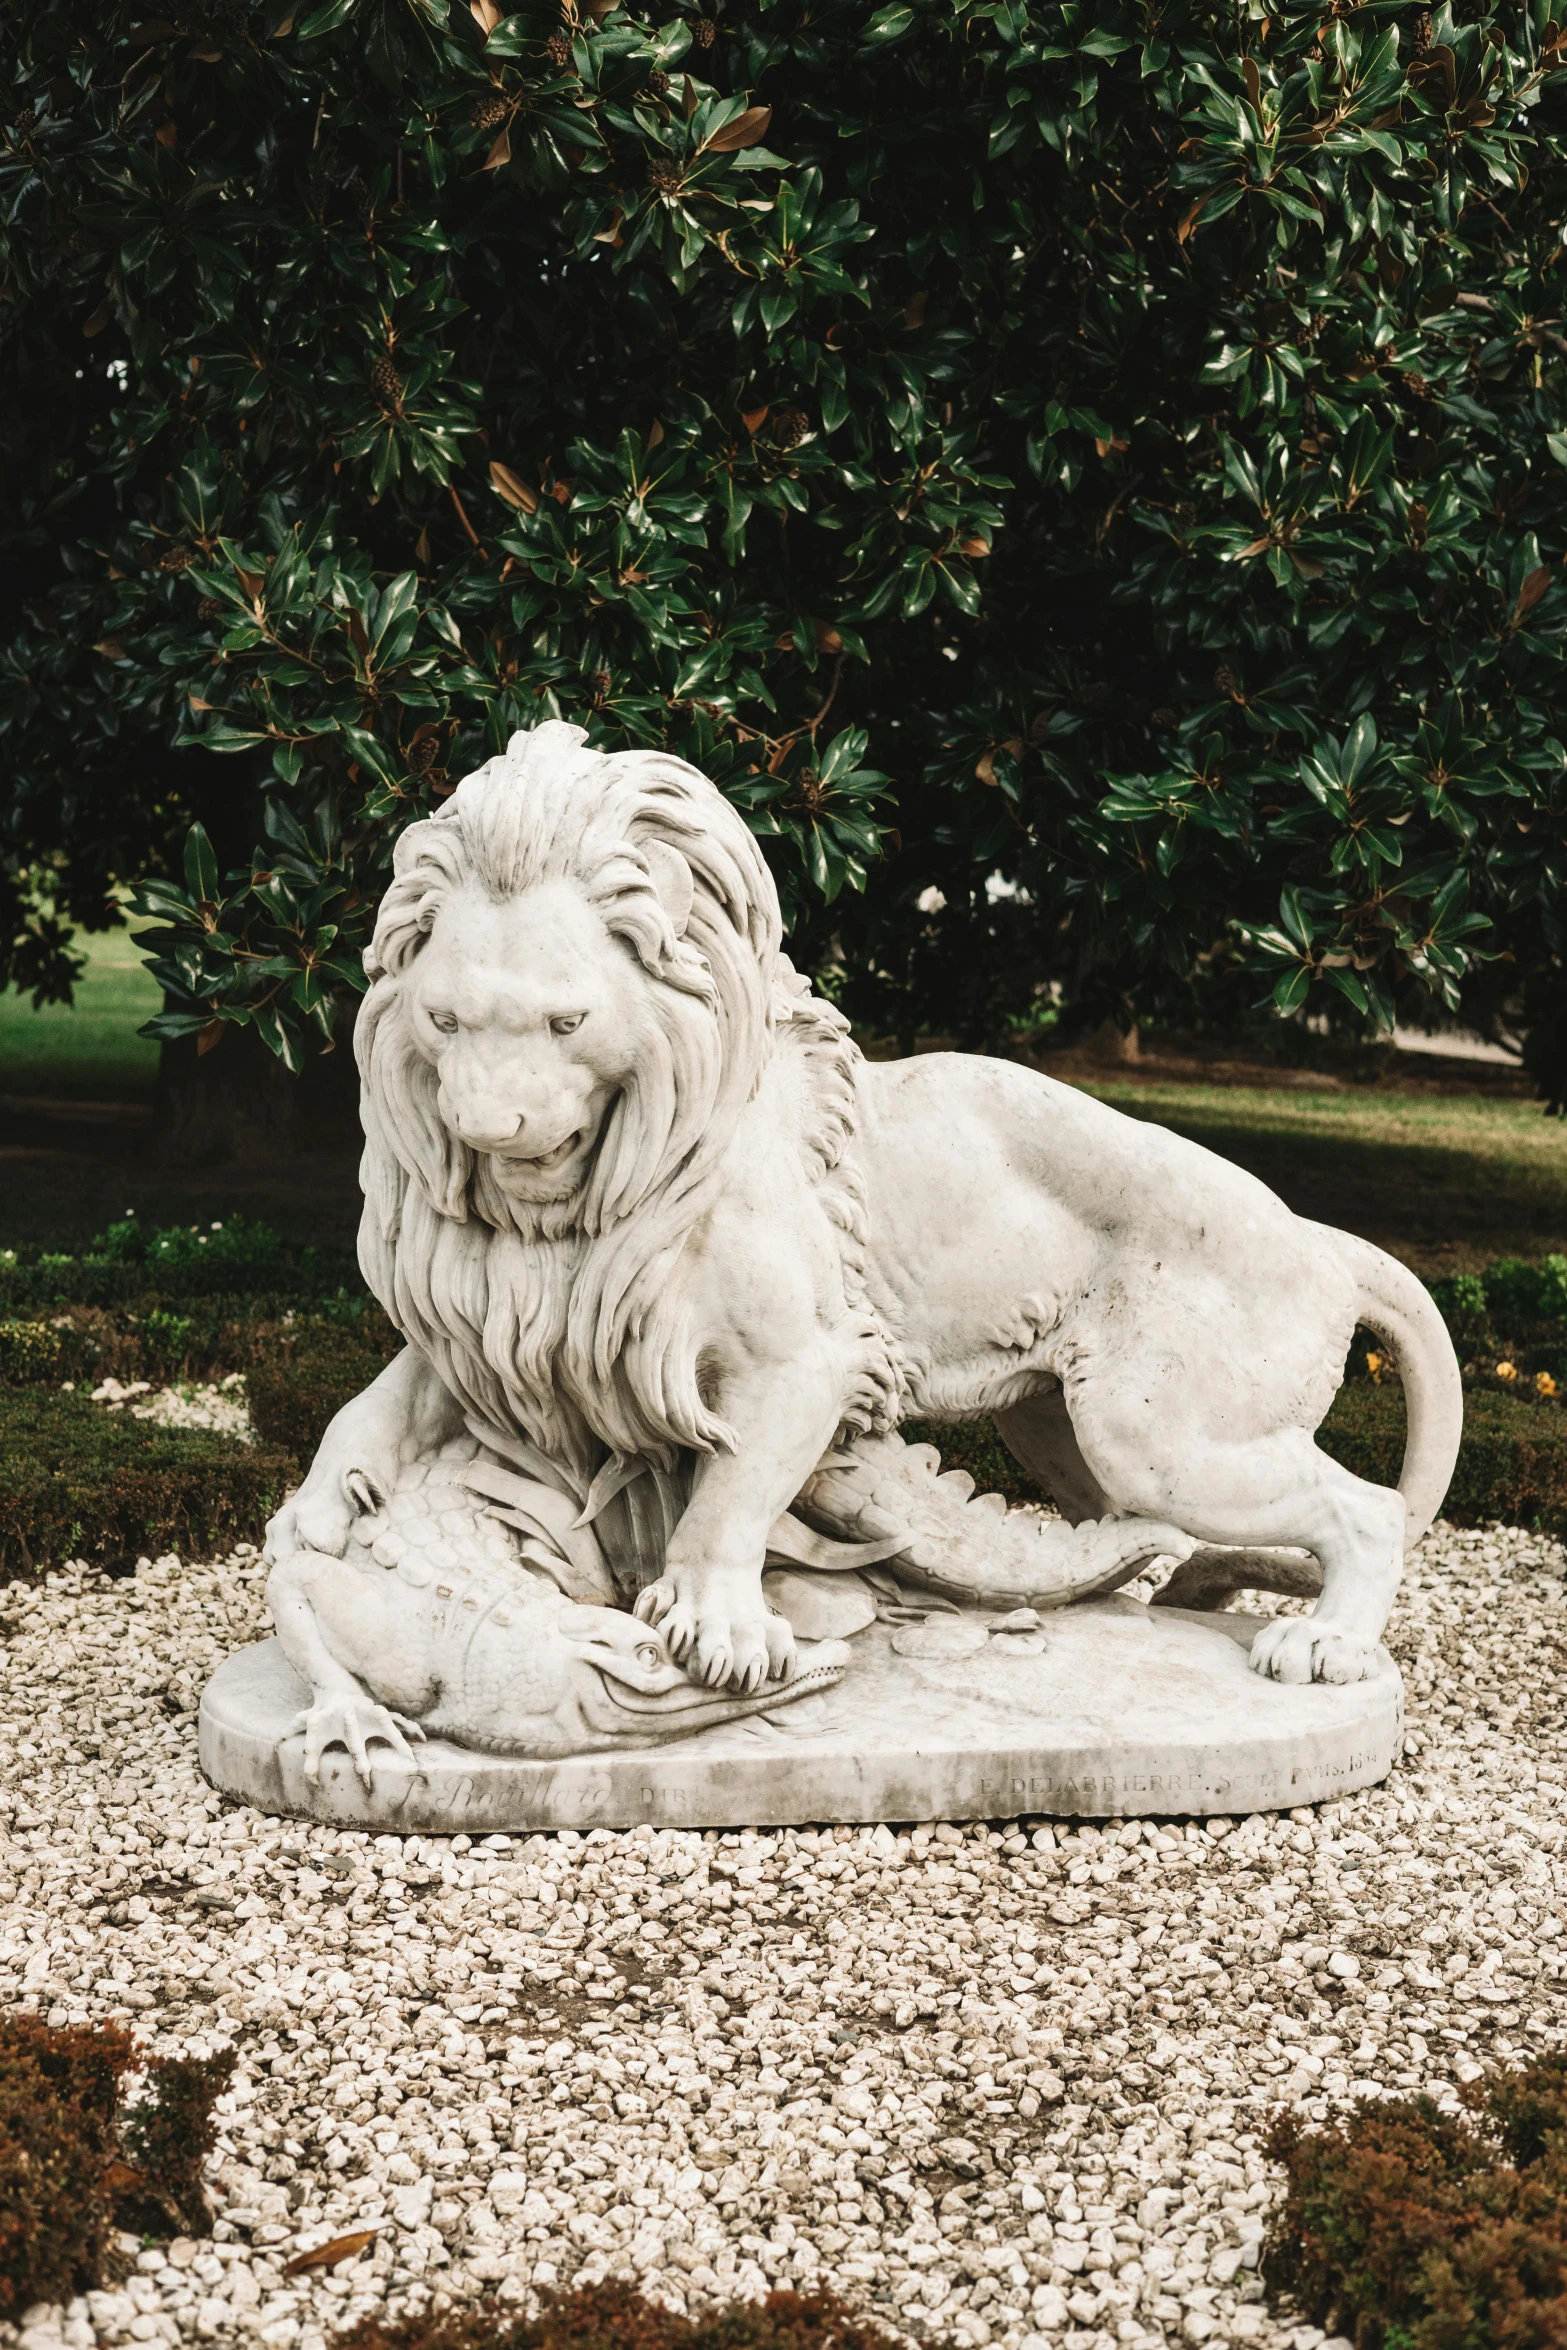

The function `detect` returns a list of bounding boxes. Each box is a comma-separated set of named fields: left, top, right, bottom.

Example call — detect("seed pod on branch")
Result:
left=370, top=354, right=403, bottom=408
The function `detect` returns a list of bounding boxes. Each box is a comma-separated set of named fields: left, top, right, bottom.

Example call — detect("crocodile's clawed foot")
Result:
left=290, top=1693, right=428, bottom=1789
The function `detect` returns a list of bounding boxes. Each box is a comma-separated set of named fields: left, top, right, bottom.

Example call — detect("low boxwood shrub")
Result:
left=343, top=2283, right=902, bottom=2350
left=4, top=1218, right=1567, bottom=1567
left=899, top=1417, right=1039, bottom=1509
left=0, top=1316, right=64, bottom=1383
left=1480, top=1255, right=1567, bottom=1329
left=1428, top=1257, right=1567, bottom=1370
left=1320, top=1384, right=1567, bottom=1538
left=1427, top=1269, right=1491, bottom=1324
left=3, top=1338, right=1558, bottom=1576
left=0, top=1215, right=361, bottom=1312
left=0, top=2013, right=233, bottom=2318
left=248, top=1321, right=400, bottom=1459
left=0, top=1295, right=399, bottom=1393
left=1264, top=2052, right=1567, bottom=2350
left=0, top=1390, right=296, bottom=1577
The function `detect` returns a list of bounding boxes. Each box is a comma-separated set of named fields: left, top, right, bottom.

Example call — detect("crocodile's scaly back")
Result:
left=349, top=1435, right=524, bottom=1595
left=795, top=1431, right=1187, bottom=1608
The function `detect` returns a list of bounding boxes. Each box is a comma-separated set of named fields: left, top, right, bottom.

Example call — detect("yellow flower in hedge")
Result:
left=1365, top=1350, right=1385, bottom=1384
left=1536, top=1371, right=1559, bottom=1398
left=1496, top=1360, right=1519, bottom=1381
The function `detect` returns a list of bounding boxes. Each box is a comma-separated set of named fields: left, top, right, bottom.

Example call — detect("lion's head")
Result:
left=355, top=721, right=790, bottom=1472
left=360, top=719, right=779, bottom=1236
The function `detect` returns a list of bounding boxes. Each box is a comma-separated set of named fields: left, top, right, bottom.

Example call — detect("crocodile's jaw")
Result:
left=581, top=1641, right=851, bottom=1746
left=429, top=1612, right=853, bottom=1760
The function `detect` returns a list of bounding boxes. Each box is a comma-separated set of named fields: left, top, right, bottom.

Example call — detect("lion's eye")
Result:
left=429, top=1011, right=458, bottom=1035
left=636, top=1642, right=663, bottom=1670
left=550, top=1013, right=586, bottom=1036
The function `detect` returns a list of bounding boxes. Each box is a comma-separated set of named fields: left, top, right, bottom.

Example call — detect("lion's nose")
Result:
left=459, top=1113, right=523, bottom=1149
left=441, top=1088, right=523, bottom=1150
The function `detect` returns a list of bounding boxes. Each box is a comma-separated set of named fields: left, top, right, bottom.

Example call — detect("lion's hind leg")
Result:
left=1239, top=1454, right=1405, bottom=1686
left=1071, top=1398, right=1405, bottom=1685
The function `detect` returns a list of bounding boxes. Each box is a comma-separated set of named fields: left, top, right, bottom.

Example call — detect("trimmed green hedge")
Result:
left=2, top=1362, right=1562, bottom=1581
left=0, top=1287, right=402, bottom=1577
left=0, top=1391, right=296, bottom=1576
left=247, top=1327, right=395, bottom=1459
left=0, top=1297, right=397, bottom=1393
left=0, top=1215, right=360, bottom=1312
left=1, top=1217, right=1565, bottom=1576
left=1320, top=1384, right=1567, bottom=1539
left=902, top=1418, right=1039, bottom=1509
left=1429, top=1255, right=1567, bottom=1328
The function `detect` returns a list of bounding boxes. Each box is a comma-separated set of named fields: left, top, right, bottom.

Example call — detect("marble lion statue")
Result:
left=264, top=719, right=1461, bottom=1755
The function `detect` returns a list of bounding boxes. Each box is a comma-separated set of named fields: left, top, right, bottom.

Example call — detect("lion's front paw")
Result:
left=635, top=1568, right=796, bottom=1693
left=1248, top=1617, right=1384, bottom=1686
left=289, top=1692, right=427, bottom=1788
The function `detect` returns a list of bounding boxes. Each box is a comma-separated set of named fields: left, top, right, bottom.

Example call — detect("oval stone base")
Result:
left=198, top=1597, right=1404, bottom=1832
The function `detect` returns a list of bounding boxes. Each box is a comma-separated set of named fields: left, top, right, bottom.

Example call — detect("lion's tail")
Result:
left=1329, top=1228, right=1464, bottom=1545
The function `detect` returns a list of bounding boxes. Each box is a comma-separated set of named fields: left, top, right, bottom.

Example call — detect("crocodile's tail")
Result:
left=779, top=1430, right=1191, bottom=1610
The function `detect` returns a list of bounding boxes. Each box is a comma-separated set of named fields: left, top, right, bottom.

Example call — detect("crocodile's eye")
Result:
left=636, top=1641, right=663, bottom=1670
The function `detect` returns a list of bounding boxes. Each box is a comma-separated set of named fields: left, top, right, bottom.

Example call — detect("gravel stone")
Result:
left=84, top=1378, right=253, bottom=1442
left=1, top=1523, right=1563, bottom=2350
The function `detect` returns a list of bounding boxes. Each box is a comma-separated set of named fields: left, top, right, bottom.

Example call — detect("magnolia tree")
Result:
left=2, top=1, right=1566, bottom=1096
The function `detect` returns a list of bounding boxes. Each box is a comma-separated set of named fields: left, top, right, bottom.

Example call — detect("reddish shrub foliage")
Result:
left=343, top=2283, right=906, bottom=2350
left=118, top=2049, right=236, bottom=2239
left=1265, top=2052, right=1567, bottom=2350
left=0, top=2013, right=137, bottom=2319
left=0, top=2013, right=234, bottom=2318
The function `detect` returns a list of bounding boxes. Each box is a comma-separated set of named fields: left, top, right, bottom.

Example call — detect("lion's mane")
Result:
left=355, top=720, right=878, bottom=1480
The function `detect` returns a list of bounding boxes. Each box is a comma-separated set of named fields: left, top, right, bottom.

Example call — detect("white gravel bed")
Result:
left=79, top=1378, right=253, bottom=1443
left=1, top=1524, right=1564, bottom=2350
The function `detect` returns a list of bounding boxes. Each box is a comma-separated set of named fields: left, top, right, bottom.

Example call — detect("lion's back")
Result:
left=854, top=1047, right=1332, bottom=1292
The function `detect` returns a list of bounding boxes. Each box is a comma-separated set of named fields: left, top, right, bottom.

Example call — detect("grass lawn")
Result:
left=1076, top=1076, right=1567, bottom=1273
left=0, top=925, right=161, bottom=1103
left=0, top=939, right=1562, bottom=1275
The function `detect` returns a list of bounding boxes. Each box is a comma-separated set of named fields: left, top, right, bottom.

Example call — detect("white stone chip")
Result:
left=0, top=1524, right=1562, bottom=2350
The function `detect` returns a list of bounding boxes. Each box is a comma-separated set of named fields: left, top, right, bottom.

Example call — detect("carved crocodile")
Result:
left=268, top=1424, right=1189, bottom=1785
left=266, top=1435, right=848, bottom=1786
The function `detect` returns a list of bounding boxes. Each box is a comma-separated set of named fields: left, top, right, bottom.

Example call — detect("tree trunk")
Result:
left=155, top=1000, right=362, bottom=1172
left=1084, top=1018, right=1140, bottom=1066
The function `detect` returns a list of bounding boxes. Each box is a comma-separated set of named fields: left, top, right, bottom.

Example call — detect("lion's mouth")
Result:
left=505, top=1130, right=582, bottom=1174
